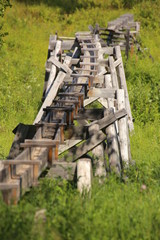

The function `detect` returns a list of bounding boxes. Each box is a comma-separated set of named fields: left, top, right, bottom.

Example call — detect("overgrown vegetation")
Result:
left=0, top=0, right=11, bottom=48
left=0, top=0, right=160, bottom=239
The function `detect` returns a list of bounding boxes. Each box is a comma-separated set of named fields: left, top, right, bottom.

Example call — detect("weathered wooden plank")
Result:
left=71, top=73, right=91, bottom=78
left=104, top=108, right=121, bottom=174
left=2, top=160, right=41, bottom=165
left=114, top=57, right=122, bottom=68
left=80, top=62, right=99, bottom=66
left=0, top=183, right=19, bottom=191
left=34, top=71, right=67, bottom=124
left=99, top=47, right=114, bottom=55
left=60, top=130, right=106, bottom=162
left=58, top=139, right=82, bottom=154
left=84, top=97, right=99, bottom=107
left=53, top=99, right=79, bottom=104
left=70, top=58, right=80, bottom=65
left=108, top=56, right=119, bottom=89
left=47, top=56, right=71, bottom=73
left=115, top=46, right=134, bottom=131
left=86, top=108, right=127, bottom=129
left=80, top=55, right=98, bottom=59
left=88, top=88, right=115, bottom=98
left=117, top=89, right=129, bottom=165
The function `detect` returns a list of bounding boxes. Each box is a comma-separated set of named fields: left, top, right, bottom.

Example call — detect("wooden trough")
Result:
left=0, top=14, right=136, bottom=204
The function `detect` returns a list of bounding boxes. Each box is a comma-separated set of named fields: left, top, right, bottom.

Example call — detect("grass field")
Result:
left=0, top=0, right=160, bottom=239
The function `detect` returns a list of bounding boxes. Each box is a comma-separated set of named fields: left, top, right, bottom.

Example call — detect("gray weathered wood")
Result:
left=115, top=46, right=134, bottom=131
left=117, top=89, right=129, bottom=165
left=88, top=88, right=115, bottom=98
left=47, top=56, right=71, bottom=73
left=89, top=124, right=106, bottom=178
left=108, top=56, right=119, bottom=89
left=105, top=108, right=121, bottom=174
left=77, top=158, right=92, bottom=193
left=58, top=139, right=82, bottom=154
left=34, top=71, right=67, bottom=124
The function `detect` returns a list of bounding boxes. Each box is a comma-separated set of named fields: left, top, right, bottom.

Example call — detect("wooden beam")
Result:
left=87, top=88, right=115, bottom=98
left=60, top=130, right=106, bottom=162
left=77, top=158, right=92, bottom=193
left=115, top=46, right=134, bottom=131
left=34, top=70, right=67, bottom=124
left=47, top=56, right=72, bottom=73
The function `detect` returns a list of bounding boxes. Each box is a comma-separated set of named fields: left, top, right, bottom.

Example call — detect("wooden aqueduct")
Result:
left=0, top=14, right=140, bottom=204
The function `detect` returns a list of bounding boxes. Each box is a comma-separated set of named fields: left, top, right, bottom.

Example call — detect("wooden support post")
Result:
left=114, top=46, right=134, bottom=131
left=77, top=158, right=92, bottom=193
left=108, top=56, right=119, bottom=89
left=117, top=89, right=130, bottom=166
left=88, top=124, right=106, bottom=178
left=104, top=108, right=122, bottom=175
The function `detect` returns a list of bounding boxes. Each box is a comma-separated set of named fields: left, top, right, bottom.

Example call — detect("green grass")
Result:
left=0, top=0, right=160, bottom=239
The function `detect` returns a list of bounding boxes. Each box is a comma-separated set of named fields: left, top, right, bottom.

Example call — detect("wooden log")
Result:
left=80, top=62, right=99, bottom=66
left=70, top=58, right=79, bottom=65
left=77, top=158, right=92, bottom=193
left=114, top=46, right=134, bottom=131
left=104, top=108, right=121, bottom=175
left=80, top=55, right=98, bottom=59
left=117, top=89, right=130, bottom=166
left=88, top=124, right=106, bottom=178
left=74, top=68, right=97, bottom=73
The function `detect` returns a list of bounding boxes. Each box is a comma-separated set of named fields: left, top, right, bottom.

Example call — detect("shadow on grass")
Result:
left=16, top=0, right=98, bottom=14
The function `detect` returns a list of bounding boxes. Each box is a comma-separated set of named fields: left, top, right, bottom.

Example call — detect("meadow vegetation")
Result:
left=0, top=0, right=160, bottom=239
